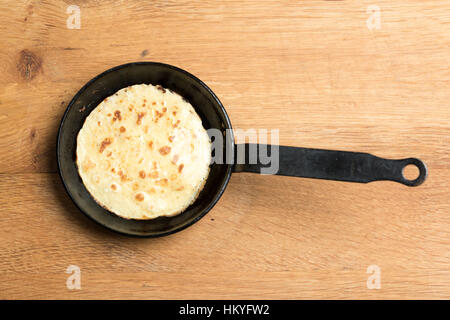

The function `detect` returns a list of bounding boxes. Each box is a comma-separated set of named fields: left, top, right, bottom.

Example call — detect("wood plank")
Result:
left=0, top=173, right=448, bottom=298
left=1, top=0, right=449, bottom=173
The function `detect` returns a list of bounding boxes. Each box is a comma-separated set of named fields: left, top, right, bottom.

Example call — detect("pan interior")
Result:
left=57, top=62, right=234, bottom=236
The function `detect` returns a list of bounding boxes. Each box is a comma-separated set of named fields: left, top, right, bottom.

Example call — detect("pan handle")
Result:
left=232, top=144, right=427, bottom=186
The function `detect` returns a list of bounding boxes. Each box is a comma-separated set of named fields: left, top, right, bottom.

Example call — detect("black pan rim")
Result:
left=56, top=61, right=234, bottom=237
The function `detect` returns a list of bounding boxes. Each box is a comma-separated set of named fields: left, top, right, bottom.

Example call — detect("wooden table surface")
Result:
left=1, top=0, right=449, bottom=299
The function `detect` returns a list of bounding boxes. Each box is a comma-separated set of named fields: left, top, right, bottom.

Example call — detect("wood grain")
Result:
left=0, top=0, right=449, bottom=299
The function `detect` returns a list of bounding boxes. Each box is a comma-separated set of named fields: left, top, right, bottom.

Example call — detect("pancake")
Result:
left=76, top=84, right=211, bottom=219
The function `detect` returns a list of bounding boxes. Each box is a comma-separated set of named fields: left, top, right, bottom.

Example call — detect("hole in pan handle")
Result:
left=233, top=144, right=428, bottom=187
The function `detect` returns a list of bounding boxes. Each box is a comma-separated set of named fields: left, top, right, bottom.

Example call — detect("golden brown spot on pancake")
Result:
left=107, top=113, right=111, bottom=117
left=97, top=121, right=101, bottom=126
left=159, top=146, right=171, bottom=155
left=110, top=184, right=117, bottom=190
left=148, top=188, right=156, bottom=194
left=176, top=186, right=184, bottom=191
left=107, top=151, right=112, bottom=157
left=99, top=138, right=112, bottom=153
left=137, top=112, right=146, bottom=125
left=111, top=168, right=115, bottom=173
left=128, top=106, right=133, bottom=111
left=155, top=110, right=164, bottom=119
left=82, top=160, right=96, bottom=171
left=119, top=126, right=126, bottom=133
left=152, top=101, right=156, bottom=105
left=135, top=193, right=145, bottom=202
left=152, top=161, right=157, bottom=169
left=148, top=141, right=153, bottom=149
left=143, top=99, right=147, bottom=103
left=149, top=171, right=159, bottom=179
left=172, top=111, right=177, bottom=116
left=144, top=125, right=148, bottom=133
left=138, top=158, right=143, bottom=164
left=139, top=170, right=146, bottom=179
left=168, top=136, right=174, bottom=142
left=156, top=178, right=168, bottom=186
left=171, top=154, right=179, bottom=164
left=119, top=100, right=123, bottom=103
left=156, top=85, right=166, bottom=93
left=178, top=164, right=184, bottom=173
left=170, top=173, right=177, bottom=181
left=114, top=110, right=122, bottom=121
left=162, top=107, right=167, bottom=113
left=173, top=120, right=180, bottom=128
left=118, top=170, right=128, bottom=182
left=191, top=143, right=195, bottom=151
left=132, top=183, right=139, bottom=191
left=104, top=98, right=108, bottom=102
